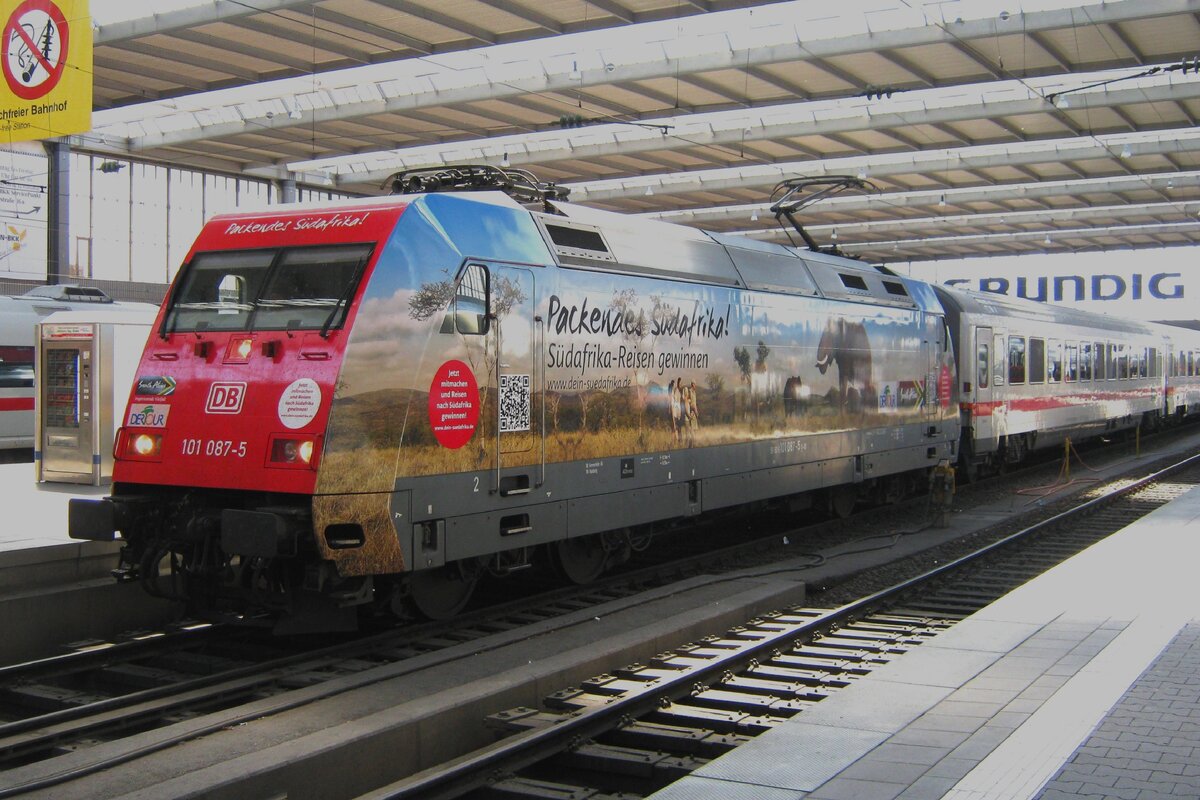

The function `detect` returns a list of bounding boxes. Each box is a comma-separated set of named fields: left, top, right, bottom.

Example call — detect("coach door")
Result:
left=489, top=263, right=543, bottom=492
left=973, top=326, right=995, bottom=443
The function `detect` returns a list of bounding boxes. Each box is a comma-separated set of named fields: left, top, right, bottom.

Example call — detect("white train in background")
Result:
left=0, top=285, right=154, bottom=456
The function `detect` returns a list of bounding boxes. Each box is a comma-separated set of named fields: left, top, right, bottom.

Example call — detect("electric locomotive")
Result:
left=69, top=170, right=960, bottom=631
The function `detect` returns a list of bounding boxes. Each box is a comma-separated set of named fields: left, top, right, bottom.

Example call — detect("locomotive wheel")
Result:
left=829, top=485, right=858, bottom=519
left=552, top=535, right=608, bottom=584
left=408, top=565, right=478, bottom=620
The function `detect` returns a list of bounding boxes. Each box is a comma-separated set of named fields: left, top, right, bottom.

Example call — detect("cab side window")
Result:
left=454, top=264, right=490, bottom=335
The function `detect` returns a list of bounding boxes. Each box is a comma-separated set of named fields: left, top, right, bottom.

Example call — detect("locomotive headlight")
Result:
left=225, top=337, right=254, bottom=363
left=268, top=435, right=319, bottom=469
left=122, top=431, right=163, bottom=461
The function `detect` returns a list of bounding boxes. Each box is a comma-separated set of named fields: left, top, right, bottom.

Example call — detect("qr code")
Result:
left=499, top=374, right=530, bottom=432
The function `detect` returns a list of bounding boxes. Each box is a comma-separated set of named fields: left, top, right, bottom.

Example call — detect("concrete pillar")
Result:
left=279, top=177, right=297, bottom=204
left=44, top=139, right=70, bottom=285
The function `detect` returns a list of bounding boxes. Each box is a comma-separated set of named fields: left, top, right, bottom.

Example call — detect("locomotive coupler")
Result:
left=929, top=460, right=956, bottom=528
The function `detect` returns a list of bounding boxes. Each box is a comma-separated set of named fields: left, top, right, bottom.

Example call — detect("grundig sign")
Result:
left=943, top=272, right=1184, bottom=305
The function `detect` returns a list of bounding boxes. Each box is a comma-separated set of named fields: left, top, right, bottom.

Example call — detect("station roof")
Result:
left=81, top=0, right=1200, bottom=263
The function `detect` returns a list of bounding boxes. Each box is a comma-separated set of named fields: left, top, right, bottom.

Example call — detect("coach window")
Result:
left=1150, top=348, right=1159, bottom=378
left=1118, top=345, right=1129, bottom=380
left=1066, top=344, right=1078, bottom=382
left=1008, top=336, right=1026, bottom=384
left=1048, top=340, right=1062, bottom=383
left=1080, top=343, right=1092, bottom=381
left=455, top=264, right=490, bottom=335
left=1029, top=338, right=1045, bottom=384
left=1106, top=343, right=1117, bottom=380
left=977, top=341, right=989, bottom=389
left=1094, top=342, right=1105, bottom=380
left=0, top=346, right=34, bottom=388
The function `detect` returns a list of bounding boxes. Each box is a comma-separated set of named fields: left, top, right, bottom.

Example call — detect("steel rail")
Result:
left=0, top=623, right=219, bottom=680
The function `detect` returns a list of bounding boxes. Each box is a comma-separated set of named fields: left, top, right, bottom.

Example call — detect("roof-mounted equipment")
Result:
left=769, top=175, right=874, bottom=254
left=383, top=164, right=570, bottom=208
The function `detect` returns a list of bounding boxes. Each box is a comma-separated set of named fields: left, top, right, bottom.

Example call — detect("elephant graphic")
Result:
left=783, top=376, right=806, bottom=416
left=815, top=317, right=875, bottom=412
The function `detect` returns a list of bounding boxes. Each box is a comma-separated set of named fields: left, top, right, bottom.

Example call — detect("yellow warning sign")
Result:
left=0, top=0, right=90, bottom=142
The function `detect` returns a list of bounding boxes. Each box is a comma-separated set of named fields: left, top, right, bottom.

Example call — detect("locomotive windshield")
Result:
left=163, top=243, right=374, bottom=334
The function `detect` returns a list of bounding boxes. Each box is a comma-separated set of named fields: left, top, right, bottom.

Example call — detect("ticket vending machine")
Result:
left=36, top=310, right=155, bottom=485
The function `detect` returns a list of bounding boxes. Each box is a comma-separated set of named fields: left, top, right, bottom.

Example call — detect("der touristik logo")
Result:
left=205, top=382, right=247, bottom=414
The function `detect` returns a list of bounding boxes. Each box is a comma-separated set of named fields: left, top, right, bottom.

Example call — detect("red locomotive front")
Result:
left=116, top=202, right=404, bottom=492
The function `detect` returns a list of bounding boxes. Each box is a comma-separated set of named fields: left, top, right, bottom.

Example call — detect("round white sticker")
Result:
left=278, top=378, right=321, bottom=429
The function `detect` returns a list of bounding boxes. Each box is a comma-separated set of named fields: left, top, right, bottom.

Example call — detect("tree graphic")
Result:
left=755, top=340, right=771, bottom=373
left=733, top=345, right=751, bottom=418
left=608, top=288, right=652, bottom=431
left=407, top=279, right=455, bottom=322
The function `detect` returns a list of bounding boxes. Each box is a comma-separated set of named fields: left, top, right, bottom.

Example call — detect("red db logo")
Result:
left=205, top=382, right=246, bottom=414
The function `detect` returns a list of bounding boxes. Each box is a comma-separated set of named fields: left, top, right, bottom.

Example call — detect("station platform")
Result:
left=651, top=483, right=1200, bottom=799
left=0, top=460, right=176, bottom=662
left=0, top=460, right=109, bottom=553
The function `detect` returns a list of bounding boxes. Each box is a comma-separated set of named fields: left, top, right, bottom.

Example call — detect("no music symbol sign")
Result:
left=3, top=0, right=68, bottom=100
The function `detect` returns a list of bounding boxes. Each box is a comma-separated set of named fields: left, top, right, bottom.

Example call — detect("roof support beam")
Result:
left=561, top=128, right=1200, bottom=202
left=232, top=17, right=371, bottom=62
left=168, top=29, right=322, bottom=74
left=743, top=67, right=809, bottom=99
left=474, top=0, right=563, bottom=33
left=324, top=79, right=1200, bottom=187
left=102, top=0, right=1193, bottom=151
left=117, top=41, right=262, bottom=83
left=369, top=0, right=498, bottom=45
left=1105, top=22, right=1147, bottom=65
left=835, top=220, right=1200, bottom=260
left=580, top=0, right=633, bottom=23
left=95, top=0, right=312, bottom=44
left=1028, top=31, right=1073, bottom=72
left=799, top=200, right=1200, bottom=238
left=310, top=6, right=435, bottom=54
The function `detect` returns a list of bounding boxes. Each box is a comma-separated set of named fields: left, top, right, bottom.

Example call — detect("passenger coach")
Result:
left=937, top=284, right=1168, bottom=480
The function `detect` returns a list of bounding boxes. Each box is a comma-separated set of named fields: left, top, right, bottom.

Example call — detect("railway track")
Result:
left=0, top=497, right=884, bottom=782
left=366, top=452, right=1200, bottom=800
left=0, top=437, right=1192, bottom=797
